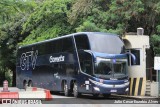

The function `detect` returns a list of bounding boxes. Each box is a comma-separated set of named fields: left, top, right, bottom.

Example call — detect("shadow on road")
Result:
left=43, top=92, right=130, bottom=104
left=50, top=91, right=122, bottom=100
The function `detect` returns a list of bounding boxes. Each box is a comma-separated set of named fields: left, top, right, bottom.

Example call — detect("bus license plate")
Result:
left=110, top=90, right=117, bottom=92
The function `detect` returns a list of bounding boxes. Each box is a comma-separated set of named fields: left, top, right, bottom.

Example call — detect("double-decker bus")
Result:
left=16, top=32, right=135, bottom=97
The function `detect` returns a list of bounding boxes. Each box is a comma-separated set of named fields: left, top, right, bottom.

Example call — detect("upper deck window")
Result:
left=52, top=37, right=74, bottom=53
left=88, top=33, right=125, bottom=54
left=62, top=37, right=74, bottom=53
left=74, top=35, right=90, bottom=50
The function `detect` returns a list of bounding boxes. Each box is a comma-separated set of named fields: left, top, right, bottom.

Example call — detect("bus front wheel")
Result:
left=73, top=82, right=81, bottom=97
left=93, top=94, right=99, bottom=98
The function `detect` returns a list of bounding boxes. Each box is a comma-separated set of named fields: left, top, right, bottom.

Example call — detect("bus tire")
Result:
left=73, top=82, right=80, bottom=98
left=93, top=94, right=99, bottom=98
left=23, top=80, right=27, bottom=91
left=103, top=94, right=111, bottom=98
left=28, top=80, right=32, bottom=87
left=64, top=82, right=69, bottom=96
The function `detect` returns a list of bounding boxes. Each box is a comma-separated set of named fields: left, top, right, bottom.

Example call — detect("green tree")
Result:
left=0, top=0, right=37, bottom=86
left=21, top=0, right=73, bottom=46
left=0, top=0, right=160, bottom=86
left=69, top=0, right=160, bottom=55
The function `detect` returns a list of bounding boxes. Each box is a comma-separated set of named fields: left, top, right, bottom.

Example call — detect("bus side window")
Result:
left=53, top=39, right=62, bottom=53
left=38, top=44, right=43, bottom=55
left=62, top=37, right=74, bottom=53
left=53, top=64, right=59, bottom=72
left=79, top=52, right=93, bottom=75
left=66, top=64, right=74, bottom=76
left=75, top=35, right=90, bottom=50
left=84, top=61, right=92, bottom=75
left=45, top=42, right=53, bottom=54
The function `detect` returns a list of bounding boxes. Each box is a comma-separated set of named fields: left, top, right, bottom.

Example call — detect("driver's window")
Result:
left=82, top=61, right=92, bottom=74
left=79, top=52, right=93, bottom=75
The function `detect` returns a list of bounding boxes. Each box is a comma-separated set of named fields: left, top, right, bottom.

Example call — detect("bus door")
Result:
left=78, top=50, right=93, bottom=93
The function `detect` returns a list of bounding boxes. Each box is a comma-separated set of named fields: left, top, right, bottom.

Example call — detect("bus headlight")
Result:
left=125, top=88, right=129, bottom=92
left=94, top=87, right=100, bottom=91
left=124, top=80, right=128, bottom=83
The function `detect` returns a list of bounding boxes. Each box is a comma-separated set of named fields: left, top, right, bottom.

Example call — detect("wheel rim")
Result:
left=23, top=82, right=27, bottom=90
left=28, top=81, right=32, bottom=87
left=73, top=83, right=78, bottom=97
left=64, top=83, right=68, bottom=96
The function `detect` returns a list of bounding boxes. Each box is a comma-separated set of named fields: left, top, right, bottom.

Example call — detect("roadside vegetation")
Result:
left=0, top=0, right=160, bottom=86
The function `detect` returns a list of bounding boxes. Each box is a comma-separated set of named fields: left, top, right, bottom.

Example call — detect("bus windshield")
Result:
left=94, top=57, right=127, bottom=79
left=88, top=33, right=124, bottom=54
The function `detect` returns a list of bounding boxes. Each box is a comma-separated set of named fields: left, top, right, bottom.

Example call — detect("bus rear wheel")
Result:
left=103, top=94, right=111, bottom=98
left=73, top=82, right=81, bottom=98
left=28, top=80, right=32, bottom=87
left=64, top=82, right=70, bottom=96
left=23, top=80, right=27, bottom=91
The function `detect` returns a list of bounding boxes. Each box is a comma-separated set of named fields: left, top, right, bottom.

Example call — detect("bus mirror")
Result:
left=125, top=52, right=136, bottom=65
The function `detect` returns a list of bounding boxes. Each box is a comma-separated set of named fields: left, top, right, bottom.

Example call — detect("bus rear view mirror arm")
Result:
left=125, top=52, right=136, bottom=65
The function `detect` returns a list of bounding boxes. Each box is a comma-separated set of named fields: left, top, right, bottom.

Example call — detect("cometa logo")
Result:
left=49, top=55, right=65, bottom=63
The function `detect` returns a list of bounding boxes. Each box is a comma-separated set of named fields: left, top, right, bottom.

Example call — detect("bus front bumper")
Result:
left=93, top=85, right=129, bottom=94
left=89, top=79, right=129, bottom=94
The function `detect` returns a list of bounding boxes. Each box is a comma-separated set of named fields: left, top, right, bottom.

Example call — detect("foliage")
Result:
left=5, top=70, right=12, bottom=86
left=0, top=0, right=37, bottom=86
left=151, top=24, right=160, bottom=55
left=0, top=0, right=36, bottom=24
left=0, top=0, right=160, bottom=86
left=69, top=0, right=160, bottom=54
left=21, top=0, right=73, bottom=46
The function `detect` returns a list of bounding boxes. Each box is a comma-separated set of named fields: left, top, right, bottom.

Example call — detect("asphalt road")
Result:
left=43, top=92, right=160, bottom=104
left=1, top=87, right=159, bottom=105
left=43, top=92, right=129, bottom=104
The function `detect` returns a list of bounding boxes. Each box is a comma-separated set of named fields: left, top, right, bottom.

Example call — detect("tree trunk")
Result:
left=12, top=70, right=16, bottom=87
left=0, top=71, right=5, bottom=86
left=10, top=66, right=16, bottom=87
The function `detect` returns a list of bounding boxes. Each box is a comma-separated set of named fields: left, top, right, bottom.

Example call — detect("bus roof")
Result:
left=19, top=32, right=119, bottom=49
